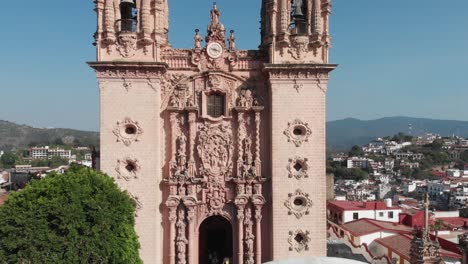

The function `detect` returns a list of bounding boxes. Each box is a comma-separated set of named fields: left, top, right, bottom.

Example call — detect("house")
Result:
left=328, top=200, right=403, bottom=224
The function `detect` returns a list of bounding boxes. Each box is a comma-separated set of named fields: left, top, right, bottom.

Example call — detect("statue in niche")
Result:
left=170, top=84, right=190, bottom=109
left=172, top=134, right=189, bottom=181
left=194, top=29, right=203, bottom=49
left=237, top=89, right=254, bottom=108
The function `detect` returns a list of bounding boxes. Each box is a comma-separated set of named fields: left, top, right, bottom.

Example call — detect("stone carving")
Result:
left=170, top=84, right=191, bottom=108
left=176, top=208, right=188, bottom=264
left=237, top=89, right=255, bottom=108
left=283, top=119, right=312, bottom=147
left=288, top=35, right=309, bottom=60
left=115, top=158, right=140, bottom=181
left=128, top=193, right=143, bottom=215
left=206, top=3, right=226, bottom=43
left=229, top=30, right=236, bottom=51
left=171, top=133, right=189, bottom=181
left=194, top=29, right=203, bottom=49
left=244, top=207, right=255, bottom=264
left=116, top=32, right=137, bottom=58
left=112, top=118, right=143, bottom=146
left=197, top=123, right=234, bottom=178
left=161, top=73, right=189, bottom=109
left=205, top=184, right=227, bottom=215
left=122, top=78, right=132, bottom=91
left=288, top=230, right=311, bottom=252
left=287, top=156, right=309, bottom=179
left=410, top=227, right=443, bottom=263
left=284, top=189, right=313, bottom=219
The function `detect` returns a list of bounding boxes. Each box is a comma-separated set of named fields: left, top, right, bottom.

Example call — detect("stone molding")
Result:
left=284, top=119, right=312, bottom=147
left=287, top=156, right=309, bottom=179
left=112, top=118, right=143, bottom=146
left=88, top=62, right=168, bottom=79
left=284, top=189, right=313, bottom=219
left=288, top=229, right=311, bottom=253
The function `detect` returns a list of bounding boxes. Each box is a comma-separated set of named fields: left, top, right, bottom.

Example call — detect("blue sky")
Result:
left=0, top=0, right=466, bottom=131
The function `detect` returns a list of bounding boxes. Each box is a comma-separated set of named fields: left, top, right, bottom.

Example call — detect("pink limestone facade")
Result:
left=89, top=0, right=336, bottom=263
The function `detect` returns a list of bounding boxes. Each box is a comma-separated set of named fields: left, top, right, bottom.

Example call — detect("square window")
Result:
left=379, top=212, right=384, bottom=217
left=388, top=212, right=394, bottom=218
left=353, top=212, right=359, bottom=220
left=207, top=93, right=225, bottom=118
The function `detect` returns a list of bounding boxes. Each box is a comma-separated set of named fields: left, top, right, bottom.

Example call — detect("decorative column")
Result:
left=254, top=205, right=263, bottom=264
left=236, top=204, right=246, bottom=264
left=312, top=0, right=323, bottom=36
left=140, top=0, right=152, bottom=44
left=186, top=207, right=196, bottom=264
left=237, top=111, right=245, bottom=176
left=187, top=111, right=197, bottom=177
left=176, top=207, right=188, bottom=264
left=244, top=207, right=255, bottom=264
left=280, top=0, right=289, bottom=33
left=253, top=108, right=263, bottom=176
left=103, top=0, right=116, bottom=43
left=168, top=207, right=177, bottom=264
left=169, top=113, right=177, bottom=178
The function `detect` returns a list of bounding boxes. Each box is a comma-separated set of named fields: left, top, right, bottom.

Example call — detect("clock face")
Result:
left=207, top=42, right=223, bottom=59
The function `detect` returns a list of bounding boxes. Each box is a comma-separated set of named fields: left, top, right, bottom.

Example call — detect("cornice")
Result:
left=88, top=61, right=168, bottom=78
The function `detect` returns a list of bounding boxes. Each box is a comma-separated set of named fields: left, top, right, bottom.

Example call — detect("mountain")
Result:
left=0, top=120, right=99, bottom=151
left=2, top=117, right=468, bottom=152
left=327, top=116, right=468, bottom=150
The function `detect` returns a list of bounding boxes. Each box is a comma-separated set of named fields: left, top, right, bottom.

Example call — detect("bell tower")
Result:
left=262, top=0, right=336, bottom=259
left=89, top=0, right=169, bottom=262
left=261, top=0, right=331, bottom=63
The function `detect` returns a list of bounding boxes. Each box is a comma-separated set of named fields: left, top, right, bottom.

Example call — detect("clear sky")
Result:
left=0, top=0, right=466, bottom=131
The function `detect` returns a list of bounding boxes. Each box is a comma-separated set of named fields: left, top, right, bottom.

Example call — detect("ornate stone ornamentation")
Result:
left=410, top=227, right=443, bottom=264
left=244, top=207, right=255, bottom=264
left=115, top=158, right=140, bottom=181
left=116, top=32, right=137, bottom=58
left=283, top=119, right=312, bottom=147
left=287, top=156, right=309, bottom=179
left=128, top=193, right=143, bottom=215
left=205, top=184, right=227, bottom=215
left=284, top=189, right=313, bottom=219
left=288, top=229, right=311, bottom=252
left=288, top=35, right=310, bottom=60
left=169, top=83, right=191, bottom=108
left=197, top=123, right=234, bottom=178
left=176, top=208, right=188, bottom=264
left=112, top=118, right=143, bottom=146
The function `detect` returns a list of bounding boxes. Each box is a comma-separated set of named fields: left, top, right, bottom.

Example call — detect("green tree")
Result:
left=0, top=152, right=19, bottom=169
left=0, top=167, right=142, bottom=263
left=348, top=145, right=364, bottom=157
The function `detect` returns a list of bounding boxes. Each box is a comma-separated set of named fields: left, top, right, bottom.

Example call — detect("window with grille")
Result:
left=207, top=93, right=225, bottom=118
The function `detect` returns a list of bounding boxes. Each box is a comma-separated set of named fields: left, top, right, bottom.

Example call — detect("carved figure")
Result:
left=194, top=29, right=203, bottom=49
left=176, top=209, right=188, bottom=264
left=229, top=30, right=236, bottom=50
left=211, top=4, right=220, bottom=25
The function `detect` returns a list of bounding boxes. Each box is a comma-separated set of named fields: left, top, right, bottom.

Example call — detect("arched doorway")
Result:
left=199, top=216, right=233, bottom=264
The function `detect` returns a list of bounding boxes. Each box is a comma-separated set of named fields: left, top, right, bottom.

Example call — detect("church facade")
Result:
left=89, top=0, right=336, bottom=263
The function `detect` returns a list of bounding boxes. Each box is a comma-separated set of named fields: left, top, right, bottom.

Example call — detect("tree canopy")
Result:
left=0, top=166, right=142, bottom=263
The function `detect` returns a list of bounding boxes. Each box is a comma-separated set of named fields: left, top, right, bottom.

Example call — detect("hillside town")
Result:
left=327, top=133, right=468, bottom=263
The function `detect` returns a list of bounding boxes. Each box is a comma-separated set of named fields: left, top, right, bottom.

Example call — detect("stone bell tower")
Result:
left=89, top=0, right=169, bottom=262
left=261, top=0, right=336, bottom=259
left=89, top=0, right=336, bottom=263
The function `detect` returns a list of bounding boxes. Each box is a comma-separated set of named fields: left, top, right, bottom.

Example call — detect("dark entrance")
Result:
left=199, top=216, right=233, bottom=264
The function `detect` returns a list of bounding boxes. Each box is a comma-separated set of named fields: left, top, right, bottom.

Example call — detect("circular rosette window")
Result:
left=113, top=118, right=143, bottom=146
left=284, top=189, right=313, bottom=219
left=283, top=119, right=312, bottom=147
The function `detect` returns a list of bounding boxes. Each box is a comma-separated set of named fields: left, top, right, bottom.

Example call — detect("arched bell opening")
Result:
left=199, top=215, right=234, bottom=264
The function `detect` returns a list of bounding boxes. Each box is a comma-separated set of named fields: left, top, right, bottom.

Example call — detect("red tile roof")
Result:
left=342, top=218, right=412, bottom=237
left=374, top=234, right=461, bottom=260
left=437, top=217, right=468, bottom=228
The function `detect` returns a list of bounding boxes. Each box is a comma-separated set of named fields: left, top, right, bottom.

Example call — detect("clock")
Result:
left=207, top=42, right=223, bottom=59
